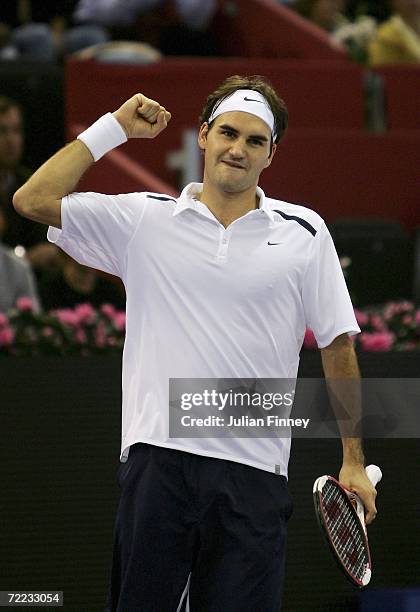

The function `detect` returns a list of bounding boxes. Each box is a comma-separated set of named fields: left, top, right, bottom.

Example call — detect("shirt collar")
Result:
left=172, top=182, right=274, bottom=223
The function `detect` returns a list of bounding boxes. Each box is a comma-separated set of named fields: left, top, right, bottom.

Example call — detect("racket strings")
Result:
left=321, top=482, right=369, bottom=581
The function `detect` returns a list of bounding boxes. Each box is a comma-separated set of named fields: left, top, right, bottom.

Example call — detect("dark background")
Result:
left=0, top=62, right=64, bottom=170
left=0, top=352, right=418, bottom=611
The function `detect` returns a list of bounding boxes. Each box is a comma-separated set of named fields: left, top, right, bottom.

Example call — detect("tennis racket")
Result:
left=313, top=464, right=382, bottom=587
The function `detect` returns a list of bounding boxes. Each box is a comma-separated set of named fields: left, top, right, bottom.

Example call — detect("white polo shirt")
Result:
left=47, top=182, right=360, bottom=476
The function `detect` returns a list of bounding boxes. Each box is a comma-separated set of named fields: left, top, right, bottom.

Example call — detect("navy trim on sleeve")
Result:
left=147, top=194, right=177, bottom=203
left=273, top=210, right=317, bottom=237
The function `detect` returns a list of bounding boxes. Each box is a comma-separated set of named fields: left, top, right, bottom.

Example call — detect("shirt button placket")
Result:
left=217, top=229, right=230, bottom=260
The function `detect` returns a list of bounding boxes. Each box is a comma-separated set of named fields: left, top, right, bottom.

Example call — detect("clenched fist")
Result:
left=113, top=93, right=171, bottom=139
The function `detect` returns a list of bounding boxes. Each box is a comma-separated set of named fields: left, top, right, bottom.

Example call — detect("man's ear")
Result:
left=198, top=123, right=209, bottom=151
left=265, top=143, right=277, bottom=168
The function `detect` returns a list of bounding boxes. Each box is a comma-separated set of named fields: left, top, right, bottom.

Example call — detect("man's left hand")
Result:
left=339, top=463, right=378, bottom=525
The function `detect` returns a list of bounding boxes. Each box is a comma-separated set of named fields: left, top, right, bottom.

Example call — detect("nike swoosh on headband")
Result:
left=268, top=241, right=282, bottom=245
left=244, top=96, right=264, bottom=103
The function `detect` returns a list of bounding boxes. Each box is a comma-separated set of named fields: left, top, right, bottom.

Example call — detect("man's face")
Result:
left=0, top=107, right=24, bottom=170
left=198, top=111, right=276, bottom=196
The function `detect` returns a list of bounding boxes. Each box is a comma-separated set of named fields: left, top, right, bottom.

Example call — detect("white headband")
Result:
left=207, top=89, right=276, bottom=139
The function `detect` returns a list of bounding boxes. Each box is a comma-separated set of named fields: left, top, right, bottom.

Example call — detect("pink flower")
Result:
left=54, top=309, right=78, bottom=326
left=74, top=303, right=96, bottom=325
left=399, top=301, right=413, bottom=313
left=100, top=303, right=116, bottom=318
left=42, top=327, right=54, bottom=338
left=95, top=321, right=106, bottom=348
left=359, top=331, right=395, bottom=352
left=402, top=314, right=413, bottom=325
left=75, top=327, right=87, bottom=344
left=354, top=308, right=369, bottom=327
left=303, top=328, right=317, bottom=349
left=0, top=312, right=8, bottom=327
left=384, top=303, right=396, bottom=320
left=393, top=301, right=413, bottom=315
left=0, top=326, right=15, bottom=346
left=415, top=311, right=420, bottom=325
left=113, top=312, right=126, bottom=332
left=16, top=297, right=34, bottom=312
left=370, top=313, right=386, bottom=332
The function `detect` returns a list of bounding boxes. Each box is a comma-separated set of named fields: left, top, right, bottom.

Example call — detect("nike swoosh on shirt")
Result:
left=267, top=242, right=282, bottom=246
left=244, top=96, right=264, bottom=103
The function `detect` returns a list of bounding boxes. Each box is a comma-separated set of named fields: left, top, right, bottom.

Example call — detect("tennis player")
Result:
left=13, top=75, right=378, bottom=611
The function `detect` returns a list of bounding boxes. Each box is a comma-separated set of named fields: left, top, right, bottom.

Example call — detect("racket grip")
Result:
left=365, top=464, right=382, bottom=487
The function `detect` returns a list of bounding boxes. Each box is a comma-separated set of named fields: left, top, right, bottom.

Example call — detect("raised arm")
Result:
left=12, top=94, right=171, bottom=229
left=321, top=333, right=378, bottom=525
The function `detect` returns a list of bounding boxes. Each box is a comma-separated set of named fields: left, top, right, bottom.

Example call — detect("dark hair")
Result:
left=199, top=75, right=288, bottom=148
left=0, top=96, right=22, bottom=116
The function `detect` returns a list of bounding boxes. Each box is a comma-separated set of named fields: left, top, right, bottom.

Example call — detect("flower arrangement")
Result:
left=0, top=298, right=418, bottom=355
left=304, top=300, right=419, bottom=351
left=0, top=298, right=125, bottom=356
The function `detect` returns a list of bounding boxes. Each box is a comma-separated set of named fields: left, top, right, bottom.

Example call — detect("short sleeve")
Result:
left=302, top=222, right=360, bottom=348
left=47, top=191, right=147, bottom=279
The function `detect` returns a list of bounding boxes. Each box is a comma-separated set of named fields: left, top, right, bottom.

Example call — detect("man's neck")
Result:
left=197, top=182, right=259, bottom=228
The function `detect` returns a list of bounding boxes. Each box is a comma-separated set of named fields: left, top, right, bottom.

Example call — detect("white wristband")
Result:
left=77, top=112, right=127, bottom=161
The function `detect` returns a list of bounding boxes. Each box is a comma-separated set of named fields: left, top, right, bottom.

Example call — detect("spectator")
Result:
left=0, top=1, right=108, bottom=63
left=0, top=209, right=40, bottom=313
left=368, top=0, right=420, bottom=64
left=38, top=251, right=125, bottom=311
left=30, top=0, right=109, bottom=60
left=0, top=96, right=61, bottom=275
left=73, top=0, right=219, bottom=56
left=0, top=1, right=54, bottom=61
left=295, top=0, right=348, bottom=33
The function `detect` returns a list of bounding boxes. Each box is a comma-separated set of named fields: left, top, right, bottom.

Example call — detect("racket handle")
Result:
left=365, top=464, right=382, bottom=487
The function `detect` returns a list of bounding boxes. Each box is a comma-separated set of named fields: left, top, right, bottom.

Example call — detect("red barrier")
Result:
left=214, top=0, right=347, bottom=60
left=66, top=57, right=364, bottom=133
left=261, top=129, right=419, bottom=230
left=375, top=66, right=420, bottom=130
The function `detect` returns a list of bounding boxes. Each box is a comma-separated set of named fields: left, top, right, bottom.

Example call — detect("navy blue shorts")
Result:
left=105, top=443, right=293, bottom=612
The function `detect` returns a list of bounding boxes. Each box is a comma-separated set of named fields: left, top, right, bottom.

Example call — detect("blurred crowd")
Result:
left=0, top=0, right=219, bottom=63
left=0, top=1, right=419, bottom=65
